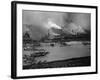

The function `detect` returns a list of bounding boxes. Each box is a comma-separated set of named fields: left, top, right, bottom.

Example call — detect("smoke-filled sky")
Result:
left=22, top=10, right=91, bottom=40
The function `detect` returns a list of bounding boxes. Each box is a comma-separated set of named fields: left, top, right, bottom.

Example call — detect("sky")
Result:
left=22, top=10, right=91, bottom=40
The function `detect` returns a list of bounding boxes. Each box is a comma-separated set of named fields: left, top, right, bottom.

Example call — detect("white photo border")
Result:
left=11, top=1, right=98, bottom=79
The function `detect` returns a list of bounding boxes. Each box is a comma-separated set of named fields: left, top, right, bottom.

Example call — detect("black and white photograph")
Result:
left=22, top=10, right=91, bottom=69
left=11, top=1, right=97, bottom=79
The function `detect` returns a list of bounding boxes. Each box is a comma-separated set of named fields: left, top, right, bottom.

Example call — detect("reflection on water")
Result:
left=23, top=41, right=90, bottom=63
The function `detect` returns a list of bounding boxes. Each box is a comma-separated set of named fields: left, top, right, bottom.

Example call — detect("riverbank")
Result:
left=23, top=56, right=90, bottom=69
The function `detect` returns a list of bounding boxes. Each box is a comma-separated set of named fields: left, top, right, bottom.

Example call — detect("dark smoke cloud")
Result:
left=22, top=10, right=90, bottom=40
left=68, top=13, right=90, bottom=30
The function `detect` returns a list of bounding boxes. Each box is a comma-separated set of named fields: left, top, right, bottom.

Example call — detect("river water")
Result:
left=32, top=41, right=91, bottom=62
